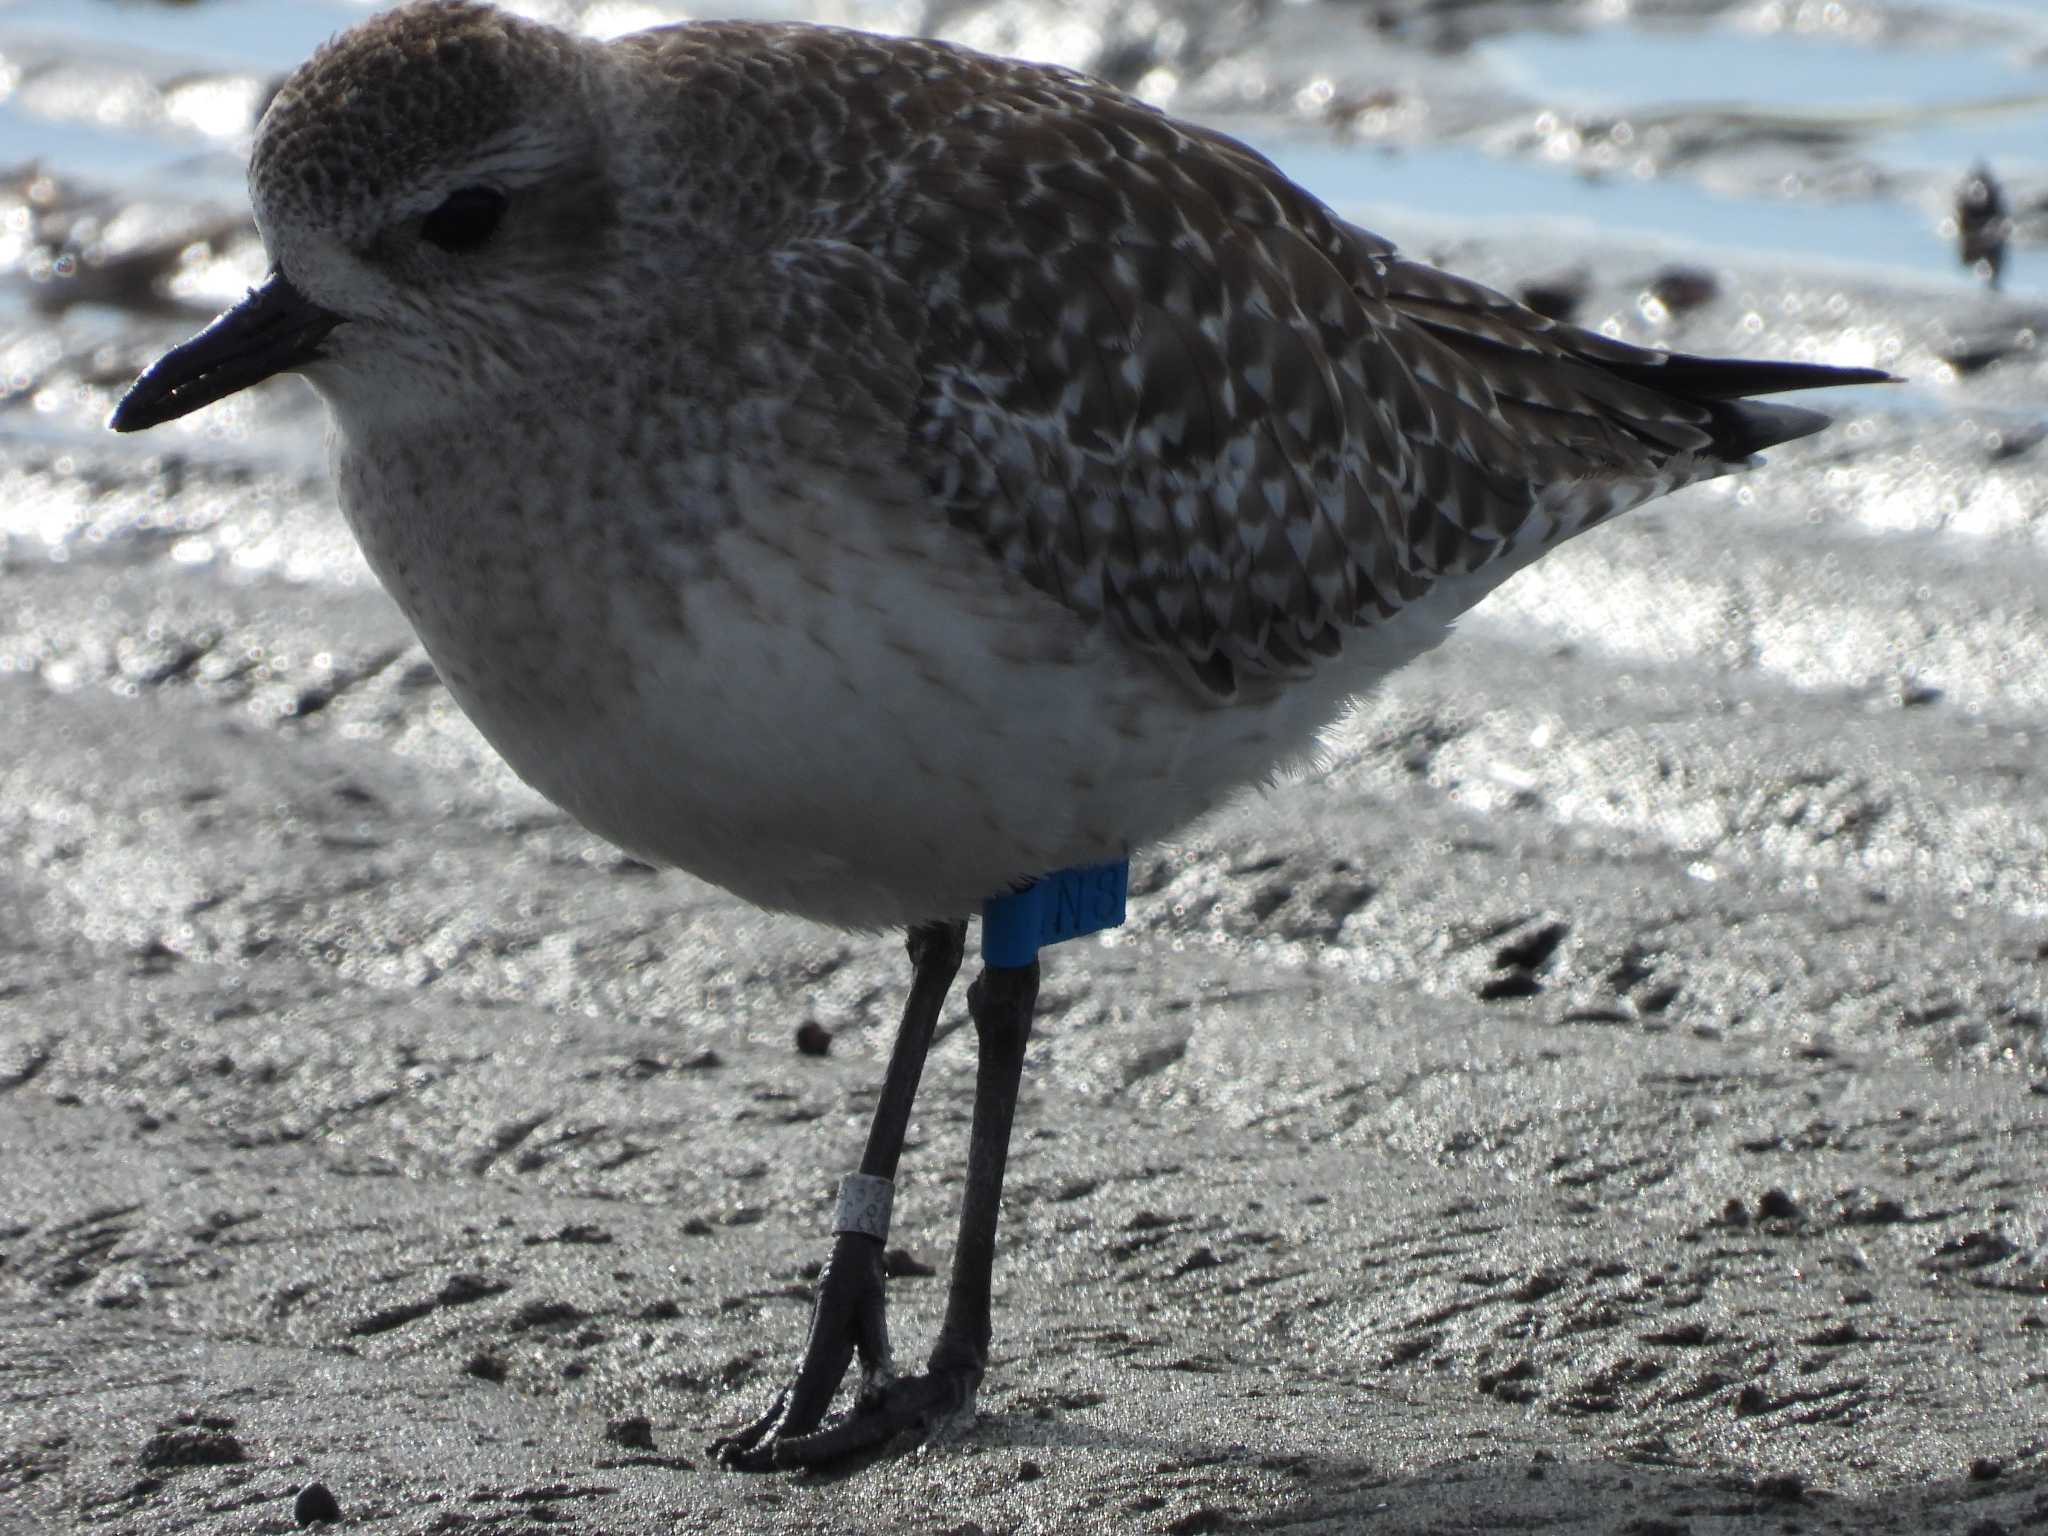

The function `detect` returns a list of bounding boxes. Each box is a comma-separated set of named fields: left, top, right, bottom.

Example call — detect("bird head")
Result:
left=112, top=2, right=618, bottom=434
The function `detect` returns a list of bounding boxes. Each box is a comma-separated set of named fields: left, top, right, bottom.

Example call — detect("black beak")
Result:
left=109, top=271, right=342, bottom=433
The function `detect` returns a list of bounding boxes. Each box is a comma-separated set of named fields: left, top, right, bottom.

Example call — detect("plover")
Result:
left=112, top=0, right=1888, bottom=1469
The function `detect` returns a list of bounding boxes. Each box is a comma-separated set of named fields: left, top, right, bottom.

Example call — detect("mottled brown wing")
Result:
left=847, top=80, right=1722, bottom=699
left=692, top=26, right=1836, bottom=701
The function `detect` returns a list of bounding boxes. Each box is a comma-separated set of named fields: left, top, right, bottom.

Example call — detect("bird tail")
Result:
left=1594, top=352, right=1895, bottom=459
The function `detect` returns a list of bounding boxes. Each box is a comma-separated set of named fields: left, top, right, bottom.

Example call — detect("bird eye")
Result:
left=420, top=186, right=507, bottom=253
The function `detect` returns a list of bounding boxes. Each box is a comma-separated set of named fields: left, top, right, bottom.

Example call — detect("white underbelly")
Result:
left=399, top=493, right=1167, bottom=924
left=358, top=470, right=1481, bottom=930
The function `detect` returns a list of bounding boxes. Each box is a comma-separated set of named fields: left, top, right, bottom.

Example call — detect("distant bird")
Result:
left=110, top=0, right=1888, bottom=1469
left=1955, top=161, right=2011, bottom=289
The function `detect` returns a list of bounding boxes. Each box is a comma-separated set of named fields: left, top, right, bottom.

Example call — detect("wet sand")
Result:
left=3, top=1, right=2047, bottom=1532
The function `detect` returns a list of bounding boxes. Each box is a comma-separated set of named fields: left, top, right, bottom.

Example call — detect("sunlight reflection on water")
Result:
left=8, top=0, right=2042, bottom=288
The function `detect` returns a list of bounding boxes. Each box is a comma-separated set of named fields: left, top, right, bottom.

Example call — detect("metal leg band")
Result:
left=833, top=1173, right=894, bottom=1241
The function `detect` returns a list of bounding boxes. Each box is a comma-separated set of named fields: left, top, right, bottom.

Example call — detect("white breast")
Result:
left=331, top=404, right=1491, bottom=929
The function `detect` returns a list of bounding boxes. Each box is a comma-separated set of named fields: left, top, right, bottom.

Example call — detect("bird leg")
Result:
left=715, top=937, right=1040, bottom=1471
left=925, top=960, right=1041, bottom=1384
left=713, top=918, right=964, bottom=1469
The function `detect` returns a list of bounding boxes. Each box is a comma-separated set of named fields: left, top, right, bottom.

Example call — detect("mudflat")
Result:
left=3, top=3, right=2046, bottom=1530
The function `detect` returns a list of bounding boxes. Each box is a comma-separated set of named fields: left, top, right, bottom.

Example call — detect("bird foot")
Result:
left=710, top=923, right=1020, bottom=1475
left=709, top=1229, right=895, bottom=1470
left=715, top=1360, right=982, bottom=1471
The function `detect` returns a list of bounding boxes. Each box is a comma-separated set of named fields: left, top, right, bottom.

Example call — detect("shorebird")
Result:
left=111, top=0, right=1887, bottom=1469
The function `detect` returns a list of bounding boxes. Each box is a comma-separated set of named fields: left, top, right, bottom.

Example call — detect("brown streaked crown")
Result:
left=250, top=1, right=581, bottom=237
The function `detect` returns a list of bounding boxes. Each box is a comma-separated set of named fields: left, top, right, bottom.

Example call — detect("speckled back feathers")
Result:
left=597, top=18, right=1862, bottom=698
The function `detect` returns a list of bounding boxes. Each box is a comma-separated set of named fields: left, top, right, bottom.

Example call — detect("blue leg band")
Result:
left=981, top=858, right=1129, bottom=969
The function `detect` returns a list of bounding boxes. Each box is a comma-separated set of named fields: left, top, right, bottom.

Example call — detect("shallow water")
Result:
left=9, top=0, right=2048, bottom=268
